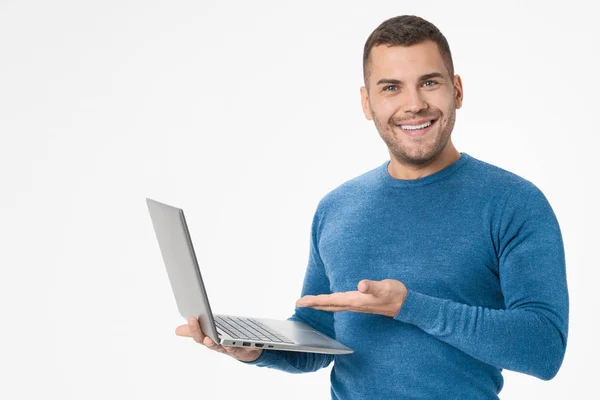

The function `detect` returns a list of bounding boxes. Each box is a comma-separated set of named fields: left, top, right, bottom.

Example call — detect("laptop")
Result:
left=146, top=198, right=353, bottom=355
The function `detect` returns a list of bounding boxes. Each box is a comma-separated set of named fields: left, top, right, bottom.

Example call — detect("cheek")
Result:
left=372, top=100, right=396, bottom=122
left=439, top=91, right=457, bottom=112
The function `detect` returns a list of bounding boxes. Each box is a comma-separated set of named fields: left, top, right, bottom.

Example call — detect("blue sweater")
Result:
left=246, top=153, right=569, bottom=399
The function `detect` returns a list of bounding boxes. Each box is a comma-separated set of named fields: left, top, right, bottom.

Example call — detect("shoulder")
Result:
left=464, top=154, right=555, bottom=224
left=461, top=153, right=548, bottom=200
left=464, top=154, right=528, bottom=187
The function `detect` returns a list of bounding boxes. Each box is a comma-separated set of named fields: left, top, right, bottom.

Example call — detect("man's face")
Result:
left=360, top=41, right=463, bottom=166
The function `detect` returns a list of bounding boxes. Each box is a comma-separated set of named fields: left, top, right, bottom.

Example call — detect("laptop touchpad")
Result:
left=292, top=330, right=335, bottom=346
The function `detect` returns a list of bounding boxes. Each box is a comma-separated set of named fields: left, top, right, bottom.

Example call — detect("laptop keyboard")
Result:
left=214, top=315, right=294, bottom=344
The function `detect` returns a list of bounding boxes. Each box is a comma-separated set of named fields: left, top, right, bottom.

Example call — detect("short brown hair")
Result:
left=363, top=15, right=454, bottom=85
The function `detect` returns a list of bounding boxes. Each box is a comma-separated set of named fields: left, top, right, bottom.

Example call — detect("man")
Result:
left=176, top=15, right=569, bottom=399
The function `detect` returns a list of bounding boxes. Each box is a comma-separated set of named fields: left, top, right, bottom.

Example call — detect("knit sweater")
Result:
left=245, top=153, right=569, bottom=399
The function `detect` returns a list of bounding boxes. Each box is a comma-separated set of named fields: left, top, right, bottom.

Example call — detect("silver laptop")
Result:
left=146, top=198, right=353, bottom=355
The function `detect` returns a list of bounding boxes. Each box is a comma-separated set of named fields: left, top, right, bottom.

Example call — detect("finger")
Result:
left=304, top=292, right=374, bottom=312
left=223, top=346, right=261, bottom=361
left=358, top=279, right=385, bottom=296
left=203, top=336, right=222, bottom=350
left=296, top=295, right=314, bottom=307
left=175, top=324, right=191, bottom=337
left=306, top=305, right=353, bottom=312
left=329, top=291, right=361, bottom=306
left=211, top=346, right=228, bottom=355
left=357, top=280, right=370, bottom=293
left=297, top=292, right=359, bottom=308
left=187, top=317, right=206, bottom=343
left=204, top=340, right=227, bottom=354
left=223, top=346, right=255, bottom=355
left=298, top=293, right=346, bottom=306
left=223, top=346, right=246, bottom=356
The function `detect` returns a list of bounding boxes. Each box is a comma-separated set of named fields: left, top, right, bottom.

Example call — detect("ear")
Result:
left=454, top=75, right=463, bottom=109
left=360, top=86, right=373, bottom=120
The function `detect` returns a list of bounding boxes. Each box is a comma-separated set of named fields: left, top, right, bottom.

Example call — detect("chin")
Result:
left=403, top=155, right=437, bottom=166
left=396, top=147, right=443, bottom=166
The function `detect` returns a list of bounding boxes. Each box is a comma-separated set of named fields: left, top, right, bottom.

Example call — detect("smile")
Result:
left=400, top=120, right=433, bottom=130
left=396, top=119, right=437, bottom=137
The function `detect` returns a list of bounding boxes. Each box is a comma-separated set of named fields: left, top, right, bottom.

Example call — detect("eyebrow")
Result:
left=375, top=72, right=445, bottom=86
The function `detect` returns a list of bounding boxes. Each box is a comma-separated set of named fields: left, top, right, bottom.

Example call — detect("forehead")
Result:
left=368, top=41, right=448, bottom=81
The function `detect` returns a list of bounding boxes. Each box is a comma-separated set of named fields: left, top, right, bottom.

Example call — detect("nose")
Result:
left=402, top=88, right=428, bottom=114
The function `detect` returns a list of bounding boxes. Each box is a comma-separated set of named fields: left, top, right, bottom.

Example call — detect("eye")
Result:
left=423, top=80, right=438, bottom=87
left=383, top=85, right=398, bottom=92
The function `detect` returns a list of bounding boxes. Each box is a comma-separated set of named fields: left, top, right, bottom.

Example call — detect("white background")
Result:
left=1, top=0, right=598, bottom=398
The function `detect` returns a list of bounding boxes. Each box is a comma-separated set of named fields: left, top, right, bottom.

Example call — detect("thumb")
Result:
left=358, top=279, right=382, bottom=295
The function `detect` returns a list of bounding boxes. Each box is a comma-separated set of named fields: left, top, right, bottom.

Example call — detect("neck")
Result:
left=387, top=144, right=461, bottom=180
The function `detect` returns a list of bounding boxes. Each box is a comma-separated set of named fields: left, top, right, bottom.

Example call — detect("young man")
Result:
left=176, top=15, right=569, bottom=399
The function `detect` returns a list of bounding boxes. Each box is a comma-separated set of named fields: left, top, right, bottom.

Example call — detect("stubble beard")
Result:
left=372, top=107, right=457, bottom=167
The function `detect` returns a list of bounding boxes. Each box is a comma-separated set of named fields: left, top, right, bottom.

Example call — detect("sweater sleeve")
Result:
left=394, top=181, right=569, bottom=380
left=242, top=206, right=335, bottom=373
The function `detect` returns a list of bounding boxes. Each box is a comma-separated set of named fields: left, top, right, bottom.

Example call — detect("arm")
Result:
left=395, top=181, right=569, bottom=380
left=244, top=206, right=335, bottom=373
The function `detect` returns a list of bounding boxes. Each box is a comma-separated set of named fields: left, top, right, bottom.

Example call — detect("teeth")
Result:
left=401, top=121, right=432, bottom=130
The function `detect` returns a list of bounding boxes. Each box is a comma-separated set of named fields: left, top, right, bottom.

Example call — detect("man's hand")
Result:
left=295, top=279, right=408, bottom=318
left=175, top=317, right=263, bottom=362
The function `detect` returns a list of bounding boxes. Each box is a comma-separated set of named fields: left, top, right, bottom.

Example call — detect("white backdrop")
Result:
left=1, top=0, right=598, bottom=398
